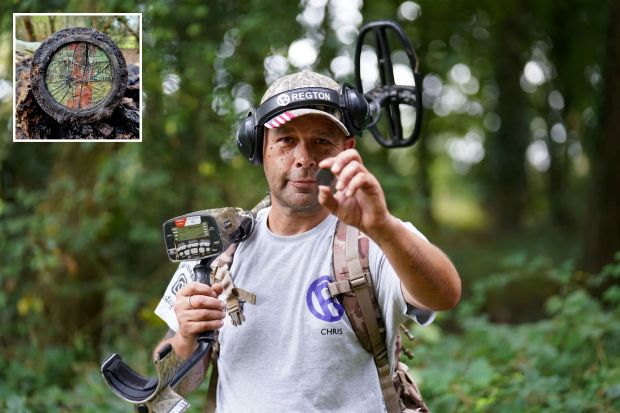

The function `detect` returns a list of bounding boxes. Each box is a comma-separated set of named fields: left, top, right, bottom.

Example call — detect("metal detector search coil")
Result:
left=354, top=20, right=423, bottom=148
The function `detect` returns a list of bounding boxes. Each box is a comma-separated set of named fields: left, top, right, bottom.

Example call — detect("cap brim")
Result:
left=264, top=109, right=350, bottom=136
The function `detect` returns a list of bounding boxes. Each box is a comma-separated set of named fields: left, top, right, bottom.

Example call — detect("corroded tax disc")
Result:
left=31, top=27, right=127, bottom=124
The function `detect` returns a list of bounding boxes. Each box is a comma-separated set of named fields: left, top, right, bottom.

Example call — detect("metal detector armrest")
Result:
left=101, top=337, right=214, bottom=404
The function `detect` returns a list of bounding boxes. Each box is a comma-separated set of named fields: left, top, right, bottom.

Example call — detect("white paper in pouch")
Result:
left=154, top=260, right=200, bottom=332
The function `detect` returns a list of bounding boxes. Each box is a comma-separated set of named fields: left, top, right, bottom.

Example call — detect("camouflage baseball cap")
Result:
left=260, top=69, right=350, bottom=135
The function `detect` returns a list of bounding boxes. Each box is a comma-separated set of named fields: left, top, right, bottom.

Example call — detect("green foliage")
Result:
left=411, top=255, right=620, bottom=413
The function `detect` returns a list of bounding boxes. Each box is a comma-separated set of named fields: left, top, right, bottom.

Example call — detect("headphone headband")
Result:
left=256, top=87, right=341, bottom=125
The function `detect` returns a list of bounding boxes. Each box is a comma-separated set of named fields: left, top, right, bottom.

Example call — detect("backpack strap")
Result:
left=209, top=244, right=256, bottom=326
left=206, top=361, right=218, bottom=413
left=329, top=220, right=401, bottom=413
left=207, top=193, right=271, bottom=326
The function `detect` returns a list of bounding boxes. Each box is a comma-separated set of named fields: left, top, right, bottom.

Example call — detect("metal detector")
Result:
left=101, top=198, right=270, bottom=412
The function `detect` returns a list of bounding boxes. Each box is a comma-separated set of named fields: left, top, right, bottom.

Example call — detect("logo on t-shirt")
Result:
left=306, top=275, right=344, bottom=322
left=171, top=272, right=188, bottom=295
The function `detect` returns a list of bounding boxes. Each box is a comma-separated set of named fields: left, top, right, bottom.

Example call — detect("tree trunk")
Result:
left=22, top=16, right=35, bottom=41
left=486, top=7, right=529, bottom=232
left=546, top=113, right=571, bottom=229
left=416, top=129, right=436, bottom=228
left=581, top=0, right=620, bottom=273
left=414, top=5, right=438, bottom=229
left=544, top=2, right=588, bottom=232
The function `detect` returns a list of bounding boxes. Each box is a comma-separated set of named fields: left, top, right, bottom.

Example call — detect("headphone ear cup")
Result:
left=341, top=84, right=371, bottom=135
left=236, top=113, right=260, bottom=164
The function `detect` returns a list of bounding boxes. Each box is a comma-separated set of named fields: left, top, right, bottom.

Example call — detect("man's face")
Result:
left=263, top=114, right=354, bottom=213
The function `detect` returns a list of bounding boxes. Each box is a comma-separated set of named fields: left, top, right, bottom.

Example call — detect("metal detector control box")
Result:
left=163, top=207, right=254, bottom=262
left=163, top=214, right=223, bottom=261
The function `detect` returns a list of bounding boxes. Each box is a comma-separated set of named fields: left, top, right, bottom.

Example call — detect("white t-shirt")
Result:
left=155, top=208, right=434, bottom=413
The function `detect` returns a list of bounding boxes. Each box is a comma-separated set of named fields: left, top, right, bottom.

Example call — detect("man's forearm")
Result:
left=368, top=215, right=461, bottom=311
left=154, top=329, right=210, bottom=395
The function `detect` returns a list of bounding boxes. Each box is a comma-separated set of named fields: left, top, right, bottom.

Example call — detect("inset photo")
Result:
left=13, top=13, right=141, bottom=141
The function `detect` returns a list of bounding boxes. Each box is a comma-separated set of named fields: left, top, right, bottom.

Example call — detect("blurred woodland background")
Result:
left=1, top=1, right=619, bottom=412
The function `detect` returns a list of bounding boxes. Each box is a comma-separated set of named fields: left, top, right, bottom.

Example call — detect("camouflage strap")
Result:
left=144, top=387, right=190, bottom=413
left=394, top=362, right=429, bottom=413
left=209, top=244, right=256, bottom=326
left=205, top=361, right=219, bottom=413
left=250, top=194, right=272, bottom=215
left=138, top=346, right=190, bottom=412
left=155, top=347, right=184, bottom=389
left=329, top=221, right=401, bottom=413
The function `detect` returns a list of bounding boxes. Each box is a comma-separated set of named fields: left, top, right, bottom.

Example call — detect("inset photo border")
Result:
left=13, top=13, right=142, bottom=142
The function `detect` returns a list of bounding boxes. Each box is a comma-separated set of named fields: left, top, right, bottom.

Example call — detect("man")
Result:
left=154, top=70, right=461, bottom=412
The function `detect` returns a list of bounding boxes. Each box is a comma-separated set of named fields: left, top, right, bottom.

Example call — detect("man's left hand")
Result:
left=317, top=149, right=390, bottom=237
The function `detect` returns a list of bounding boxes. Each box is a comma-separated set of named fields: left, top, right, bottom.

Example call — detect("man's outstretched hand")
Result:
left=317, top=149, right=392, bottom=239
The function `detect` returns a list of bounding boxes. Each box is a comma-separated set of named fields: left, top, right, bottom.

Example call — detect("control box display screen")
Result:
left=176, top=224, right=207, bottom=242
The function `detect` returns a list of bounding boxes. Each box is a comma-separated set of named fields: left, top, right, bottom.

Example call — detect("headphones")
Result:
left=236, top=84, right=372, bottom=165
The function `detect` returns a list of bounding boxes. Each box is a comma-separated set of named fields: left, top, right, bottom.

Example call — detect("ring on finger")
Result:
left=188, top=295, right=195, bottom=310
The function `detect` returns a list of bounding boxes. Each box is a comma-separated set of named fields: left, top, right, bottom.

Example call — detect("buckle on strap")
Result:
left=349, top=270, right=371, bottom=289
left=374, top=347, right=388, bottom=362
left=327, top=270, right=371, bottom=297
left=328, top=281, right=349, bottom=297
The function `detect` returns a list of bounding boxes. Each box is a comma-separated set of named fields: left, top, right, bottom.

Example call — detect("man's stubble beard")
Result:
left=270, top=176, right=323, bottom=213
